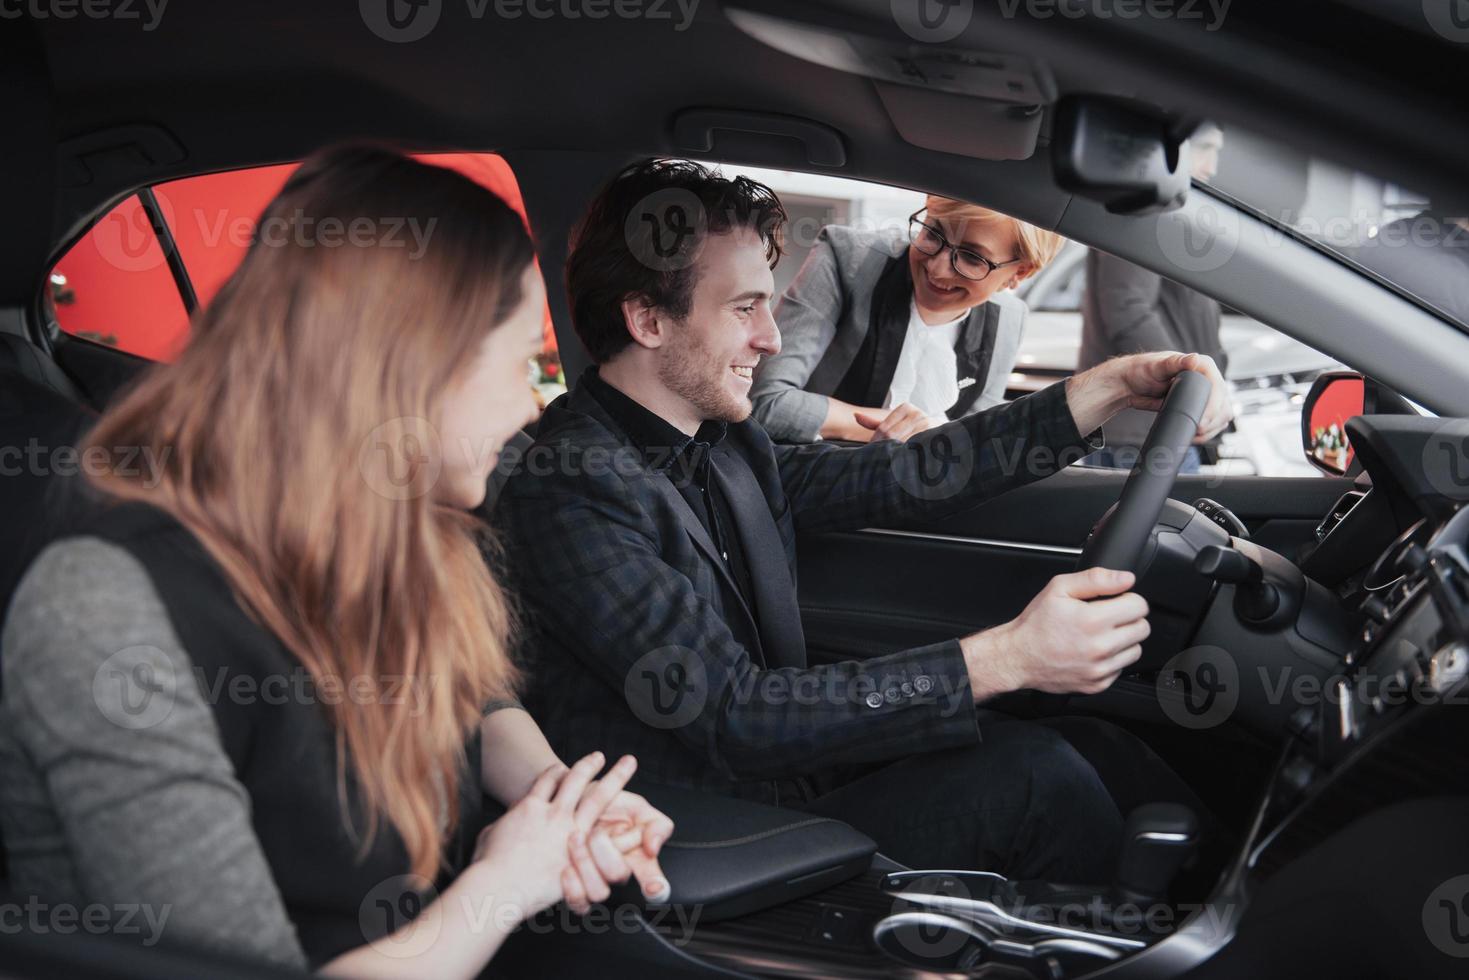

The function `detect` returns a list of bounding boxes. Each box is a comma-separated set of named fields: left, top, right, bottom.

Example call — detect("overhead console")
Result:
left=724, top=2, right=1054, bottom=160
left=724, top=1, right=1198, bottom=215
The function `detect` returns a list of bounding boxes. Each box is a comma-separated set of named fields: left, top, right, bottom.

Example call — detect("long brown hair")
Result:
left=84, top=146, right=533, bottom=878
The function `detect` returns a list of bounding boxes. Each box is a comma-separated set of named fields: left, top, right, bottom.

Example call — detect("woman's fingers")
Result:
left=551, top=752, right=604, bottom=812
left=573, top=756, right=637, bottom=830
left=568, top=831, right=611, bottom=904
left=872, top=403, right=925, bottom=442
left=525, top=761, right=566, bottom=803
left=898, top=418, right=937, bottom=442
left=561, top=865, right=589, bottom=916
left=587, top=829, right=632, bottom=884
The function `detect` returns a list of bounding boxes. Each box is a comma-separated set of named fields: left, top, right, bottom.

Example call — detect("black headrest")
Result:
left=0, top=25, right=53, bottom=309
left=0, top=368, right=97, bottom=634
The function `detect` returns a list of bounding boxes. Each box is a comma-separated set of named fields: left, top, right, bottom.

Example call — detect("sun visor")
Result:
left=726, top=4, right=1052, bottom=161
left=873, top=83, right=1043, bottom=161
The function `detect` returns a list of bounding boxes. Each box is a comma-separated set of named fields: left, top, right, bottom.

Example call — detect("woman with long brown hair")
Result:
left=0, top=146, right=672, bottom=976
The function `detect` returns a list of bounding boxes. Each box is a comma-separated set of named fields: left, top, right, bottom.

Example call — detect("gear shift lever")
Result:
left=1113, top=804, right=1198, bottom=906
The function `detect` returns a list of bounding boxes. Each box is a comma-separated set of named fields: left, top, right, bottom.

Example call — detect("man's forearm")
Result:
left=1064, top=361, right=1129, bottom=437
left=958, top=626, right=1024, bottom=703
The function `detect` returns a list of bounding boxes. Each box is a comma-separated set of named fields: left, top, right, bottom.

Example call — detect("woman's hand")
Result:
left=469, top=751, right=633, bottom=920
left=521, top=760, right=676, bottom=913
left=854, top=402, right=941, bottom=443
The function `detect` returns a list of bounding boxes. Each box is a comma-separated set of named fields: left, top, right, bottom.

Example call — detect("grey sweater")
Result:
left=0, top=538, right=309, bottom=969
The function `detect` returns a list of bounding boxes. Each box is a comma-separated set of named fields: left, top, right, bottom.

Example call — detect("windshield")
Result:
left=1194, top=124, right=1469, bottom=329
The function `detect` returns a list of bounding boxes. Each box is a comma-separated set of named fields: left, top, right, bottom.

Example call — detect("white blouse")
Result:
left=884, top=300, right=967, bottom=417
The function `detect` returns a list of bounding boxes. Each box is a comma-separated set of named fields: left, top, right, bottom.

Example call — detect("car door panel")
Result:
left=797, top=467, right=1354, bottom=664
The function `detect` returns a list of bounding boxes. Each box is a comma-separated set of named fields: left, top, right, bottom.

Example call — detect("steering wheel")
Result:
left=1077, top=369, right=1213, bottom=574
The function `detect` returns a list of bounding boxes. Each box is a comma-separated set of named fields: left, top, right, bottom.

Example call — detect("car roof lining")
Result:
left=17, top=1, right=1469, bottom=413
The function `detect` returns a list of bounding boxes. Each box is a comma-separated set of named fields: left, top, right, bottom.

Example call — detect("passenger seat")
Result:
left=0, top=336, right=97, bottom=632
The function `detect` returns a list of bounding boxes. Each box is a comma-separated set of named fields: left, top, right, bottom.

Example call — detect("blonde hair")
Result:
left=83, top=146, right=532, bottom=879
left=924, top=195, right=1066, bottom=271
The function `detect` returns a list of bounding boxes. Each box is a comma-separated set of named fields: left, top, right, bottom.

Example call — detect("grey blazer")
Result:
left=751, top=225, right=1027, bottom=443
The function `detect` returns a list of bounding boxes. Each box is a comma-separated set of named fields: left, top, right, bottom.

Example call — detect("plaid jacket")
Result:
left=495, top=373, right=1097, bottom=805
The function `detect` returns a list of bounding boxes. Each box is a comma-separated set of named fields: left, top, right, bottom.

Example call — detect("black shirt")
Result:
left=583, top=368, right=759, bottom=620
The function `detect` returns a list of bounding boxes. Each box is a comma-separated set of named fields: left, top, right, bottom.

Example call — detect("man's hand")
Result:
left=959, top=567, right=1150, bottom=700
left=853, top=402, right=941, bottom=443
left=1066, top=352, right=1232, bottom=443
left=584, top=789, right=674, bottom=904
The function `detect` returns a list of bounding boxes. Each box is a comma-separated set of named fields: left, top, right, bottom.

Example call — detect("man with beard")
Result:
left=495, top=159, right=1232, bottom=882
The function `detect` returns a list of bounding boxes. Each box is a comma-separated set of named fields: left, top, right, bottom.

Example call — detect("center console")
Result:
left=628, top=803, right=1206, bottom=979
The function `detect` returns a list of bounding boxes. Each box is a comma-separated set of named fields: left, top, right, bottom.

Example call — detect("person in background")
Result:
left=0, top=147, right=672, bottom=979
left=1079, top=123, right=1228, bottom=472
left=751, top=196, right=1065, bottom=444
left=1351, top=210, right=1469, bottom=326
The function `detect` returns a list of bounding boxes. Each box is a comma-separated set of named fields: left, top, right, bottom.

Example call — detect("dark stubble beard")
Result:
left=657, top=320, right=751, bottom=424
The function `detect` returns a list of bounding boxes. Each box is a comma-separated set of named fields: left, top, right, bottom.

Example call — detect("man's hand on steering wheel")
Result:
left=952, top=351, right=1232, bottom=702
left=1066, top=351, right=1233, bottom=444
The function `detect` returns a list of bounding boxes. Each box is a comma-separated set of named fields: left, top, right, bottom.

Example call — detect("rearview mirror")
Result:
left=1302, top=372, right=1364, bottom=475
left=1050, top=96, right=1191, bottom=215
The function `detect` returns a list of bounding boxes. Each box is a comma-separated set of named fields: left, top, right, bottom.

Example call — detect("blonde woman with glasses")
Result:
left=752, top=196, right=1065, bottom=443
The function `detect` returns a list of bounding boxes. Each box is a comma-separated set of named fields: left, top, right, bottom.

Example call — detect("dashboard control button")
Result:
left=1191, top=498, right=1248, bottom=538
left=1426, top=644, right=1469, bottom=696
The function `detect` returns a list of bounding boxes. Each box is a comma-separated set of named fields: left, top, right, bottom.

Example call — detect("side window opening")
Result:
left=714, top=162, right=1334, bottom=478
left=46, top=152, right=564, bottom=399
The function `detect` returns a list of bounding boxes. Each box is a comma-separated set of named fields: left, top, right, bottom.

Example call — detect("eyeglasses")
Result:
left=908, top=210, right=1024, bottom=282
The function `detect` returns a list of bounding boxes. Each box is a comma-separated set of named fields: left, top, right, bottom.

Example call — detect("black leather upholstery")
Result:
left=626, top=782, right=877, bottom=922
left=0, top=356, right=96, bottom=632
left=0, top=361, right=95, bottom=887
left=0, top=334, right=89, bottom=405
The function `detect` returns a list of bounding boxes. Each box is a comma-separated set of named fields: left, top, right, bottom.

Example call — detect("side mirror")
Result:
left=1300, top=372, right=1418, bottom=475
left=1302, top=373, right=1363, bottom=475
